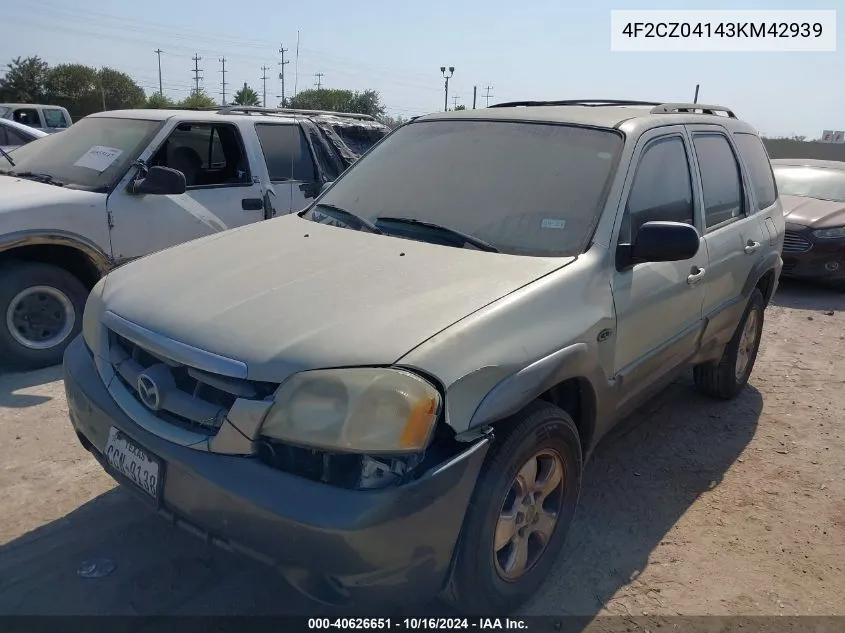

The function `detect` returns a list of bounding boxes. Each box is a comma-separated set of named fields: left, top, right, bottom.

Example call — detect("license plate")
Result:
left=104, top=427, right=162, bottom=499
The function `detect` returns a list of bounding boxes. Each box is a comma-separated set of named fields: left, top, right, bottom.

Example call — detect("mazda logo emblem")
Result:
left=137, top=373, right=161, bottom=411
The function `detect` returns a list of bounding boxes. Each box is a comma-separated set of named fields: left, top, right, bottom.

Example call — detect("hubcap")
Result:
left=6, top=285, right=76, bottom=350
left=493, top=449, right=565, bottom=581
left=734, top=309, right=759, bottom=380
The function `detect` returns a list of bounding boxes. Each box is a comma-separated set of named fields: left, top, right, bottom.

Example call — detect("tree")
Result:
left=44, top=63, right=100, bottom=117
left=288, top=88, right=385, bottom=117
left=0, top=56, right=49, bottom=102
left=232, top=83, right=260, bottom=106
left=98, top=67, right=145, bottom=111
left=454, top=105, right=467, bottom=111
left=145, top=92, right=175, bottom=109
left=377, top=114, right=408, bottom=130
left=180, top=91, right=217, bottom=109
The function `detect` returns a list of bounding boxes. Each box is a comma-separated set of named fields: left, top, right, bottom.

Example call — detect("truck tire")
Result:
left=693, top=288, right=765, bottom=400
left=0, top=261, right=88, bottom=370
left=442, top=402, right=583, bottom=615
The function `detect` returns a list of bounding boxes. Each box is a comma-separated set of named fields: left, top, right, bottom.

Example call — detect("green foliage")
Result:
left=0, top=56, right=50, bottom=102
left=454, top=105, right=467, bottom=111
left=43, top=63, right=100, bottom=116
left=288, top=88, right=385, bottom=117
left=180, top=91, right=217, bottom=109
left=377, top=114, right=408, bottom=129
left=232, top=84, right=260, bottom=106
left=98, top=67, right=146, bottom=111
left=145, top=92, right=175, bottom=108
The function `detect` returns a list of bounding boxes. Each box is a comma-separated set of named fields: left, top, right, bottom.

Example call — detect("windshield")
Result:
left=773, top=165, right=845, bottom=203
left=303, top=120, right=622, bottom=257
left=332, top=125, right=389, bottom=156
left=3, top=116, right=163, bottom=191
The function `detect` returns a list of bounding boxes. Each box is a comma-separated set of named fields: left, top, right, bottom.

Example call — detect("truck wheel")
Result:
left=0, top=262, right=88, bottom=370
left=442, top=402, right=582, bottom=615
left=693, top=288, right=765, bottom=400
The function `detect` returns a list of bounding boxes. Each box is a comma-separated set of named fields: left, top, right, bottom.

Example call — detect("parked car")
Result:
left=0, top=103, right=72, bottom=133
left=0, top=106, right=385, bottom=369
left=64, top=100, right=783, bottom=614
left=0, top=117, right=48, bottom=153
left=771, top=158, right=845, bottom=288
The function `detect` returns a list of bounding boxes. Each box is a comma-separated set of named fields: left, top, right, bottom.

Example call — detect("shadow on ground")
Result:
left=771, top=278, right=845, bottom=312
left=0, top=375, right=762, bottom=620
left=0, top=364, right=62, bottom=408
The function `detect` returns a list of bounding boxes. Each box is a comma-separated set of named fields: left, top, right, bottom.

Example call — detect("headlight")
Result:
left=812, top=226, right=845, bottom=239
left=82, top=277, right=107, bottom=354
left=260, top=368, right=442, bottom=453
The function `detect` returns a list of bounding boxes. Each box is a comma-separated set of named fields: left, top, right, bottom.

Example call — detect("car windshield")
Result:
left=2, top=116, right=162, bottom=191
left=332, top=124, right=389, bottom=156
left=773, top=165, right=845, bottom=203
left=303, top=120, right=622, bottom=257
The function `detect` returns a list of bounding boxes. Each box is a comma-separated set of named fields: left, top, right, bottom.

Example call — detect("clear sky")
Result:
left=1, top=0, right=842, bottom=137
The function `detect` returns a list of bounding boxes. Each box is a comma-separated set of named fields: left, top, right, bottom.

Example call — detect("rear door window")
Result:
left=733, top=132, right=777, bottom=210
left=13, top=108, right=41, bottom=128
left=254, top=123, right=317, bottom=182
left=692, top=134, right=745, bottom=228
left=43, top=108, right=69, bottom=129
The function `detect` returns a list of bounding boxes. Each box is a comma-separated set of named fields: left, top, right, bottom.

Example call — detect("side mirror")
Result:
left=618, top=221, right=700, bottom=269
left=320, top=181, right=333, bottom=194
left=131, top=166, right=186, bottom=195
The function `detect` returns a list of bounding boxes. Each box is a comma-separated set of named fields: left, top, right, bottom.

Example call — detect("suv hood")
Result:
left=101, top=215, right=572, bottom=382
left=781, top=194, right=845, bottom=229
left=0, top=174, right=102, bottom=213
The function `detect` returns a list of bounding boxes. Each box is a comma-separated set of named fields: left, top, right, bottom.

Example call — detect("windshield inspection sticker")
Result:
left=541, top=218, right=567, bottom=230
left=74, top=146, right=123, bottom=172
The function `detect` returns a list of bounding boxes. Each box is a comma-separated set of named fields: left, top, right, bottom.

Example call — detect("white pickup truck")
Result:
left=0, top=106, right=390, bottom=369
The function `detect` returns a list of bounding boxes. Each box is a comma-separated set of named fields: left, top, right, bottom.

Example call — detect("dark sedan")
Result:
left=771, top=158, right=845, bottom=288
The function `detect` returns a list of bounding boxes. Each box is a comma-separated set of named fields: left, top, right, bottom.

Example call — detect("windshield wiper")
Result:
left=0, top=146, right=15, bottom=167
left=376, top=217, right=499, bottom=252
left=311, top=203, right=383, bottom=234
left=10, top=171, right=64, bottom=187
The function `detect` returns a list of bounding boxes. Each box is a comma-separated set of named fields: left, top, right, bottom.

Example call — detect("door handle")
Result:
left=242, top=198, right=263, bottom=211
left=744, top=240, right=761, bottom=255
left=687, top=266, right=706, bottom=285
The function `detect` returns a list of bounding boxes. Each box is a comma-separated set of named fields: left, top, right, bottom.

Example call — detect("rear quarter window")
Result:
left=733, top=132, right=777, bottom=210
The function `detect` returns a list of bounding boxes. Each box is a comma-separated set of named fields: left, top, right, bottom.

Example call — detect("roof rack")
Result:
left=489, top=99, right=737, bottom=119
left=648, top=103, right=737, bottom=118
left=216, top=105, right=375, bottom=120
left=489, top=99, right=662, bottom=108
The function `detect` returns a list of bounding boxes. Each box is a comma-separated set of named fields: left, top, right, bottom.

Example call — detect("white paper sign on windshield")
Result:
left=74, top=146, right=123, bottom=172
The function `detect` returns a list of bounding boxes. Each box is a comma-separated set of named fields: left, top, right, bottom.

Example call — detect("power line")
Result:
left=191, top=54, right=203, bottom=95
left=261, top=65, right=270, bottom=106
left=314, top=72, right=324, bottom=90
left=219, top=57, right=227, bottom=104
left=154, top=48, right=163, bottom=96
left=278, top=45, right=289, bottom=106
left=484, top=85, right=494, bottom=107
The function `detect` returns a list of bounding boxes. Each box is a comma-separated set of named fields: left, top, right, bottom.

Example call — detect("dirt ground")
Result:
left=0, top=279, right=843, bottom=618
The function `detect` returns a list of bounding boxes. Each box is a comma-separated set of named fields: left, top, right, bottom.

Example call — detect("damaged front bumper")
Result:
left=63, top=335, right=490, bottom=608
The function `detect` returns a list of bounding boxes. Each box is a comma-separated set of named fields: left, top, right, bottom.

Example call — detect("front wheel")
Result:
left=0, top=262, right=89, bottom=370
left=442, top=402, right=583, bottom=615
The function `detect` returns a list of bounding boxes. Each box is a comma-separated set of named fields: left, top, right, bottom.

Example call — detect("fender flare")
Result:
left=741, top=250, right=782, bottom=303
left=0, top=229, right=113, bottom=277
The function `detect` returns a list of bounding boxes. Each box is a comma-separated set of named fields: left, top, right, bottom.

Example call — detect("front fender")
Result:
left=0, top=229, right=113, bottom=275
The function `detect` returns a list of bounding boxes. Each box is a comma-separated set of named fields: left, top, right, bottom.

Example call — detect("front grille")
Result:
left=107, top=330, right=278, bottom=435
left=782, top=231, right=812, bottom=253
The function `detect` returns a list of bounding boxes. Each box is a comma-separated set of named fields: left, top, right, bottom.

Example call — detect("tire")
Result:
left=0, top=261, right=89, bottom=370
left=693, top=288, right=765, bottom=400
left=442, top=402, right=583, bottom=615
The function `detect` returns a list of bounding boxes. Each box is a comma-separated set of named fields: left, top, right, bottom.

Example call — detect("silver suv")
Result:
left=64, top=99, right=784, bottom=614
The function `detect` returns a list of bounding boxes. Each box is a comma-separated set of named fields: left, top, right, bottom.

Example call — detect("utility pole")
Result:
left=101, top=84, right=106, bottom=111
left=452, top=95, right=460, bottom=110
left=154, top=49, right=163, bottom=96
left=693, top=84, right=700, bottom=103
left=191, top=54, right=203, bottom=95
left=261, top=65, right=271, bottom=106
left=219, top=57, right=227, bottom=105
left=294, top=30, right=300, bottom=98
left=440, top=66, right=454, bottom=112
left=314, top=72, right=324, bottom=90
left=473, top=86, right=477, bottom=109
left=278, top=45, right=289, bottom=106
left=484, top=85, right=494, bottom=107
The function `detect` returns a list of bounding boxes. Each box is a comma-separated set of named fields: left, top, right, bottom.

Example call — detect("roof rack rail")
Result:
left=216, top=105, right=375, bottom=120
left=649, top=103, right=737, bottom=118
left=489, top=99, right=662, bottom=108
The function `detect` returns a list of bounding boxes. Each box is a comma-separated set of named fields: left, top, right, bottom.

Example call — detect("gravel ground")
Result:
left=0, top=279, right=843, bottom=619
